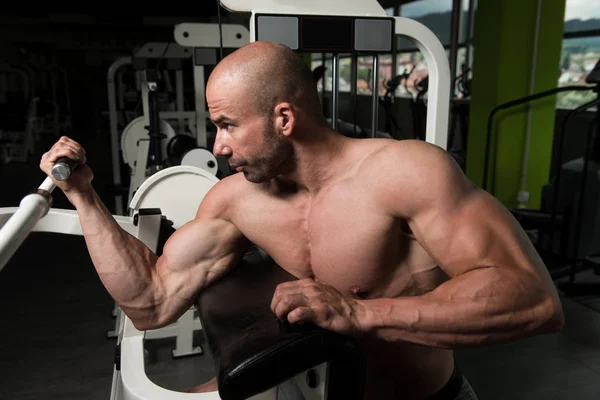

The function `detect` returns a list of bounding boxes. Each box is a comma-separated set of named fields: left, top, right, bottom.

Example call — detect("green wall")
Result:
left=466, top=0, right=566, bottom=209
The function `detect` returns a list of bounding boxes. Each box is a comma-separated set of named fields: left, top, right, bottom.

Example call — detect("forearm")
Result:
left=68, top=189, right=160, bottom=320
left=360, top=267, right=563, bottom=349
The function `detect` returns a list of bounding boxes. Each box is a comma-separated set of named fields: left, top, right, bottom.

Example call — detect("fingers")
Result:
left=40, top=136, right=87, bottom=177
left=272, top=292, right=309, bottom=321
left=271, top=279, right=328, bottom=324
left=270, top=279, right=315, bottom=314
left=43, top=136, right=87, bottom=165
left=287, top=306, right=317, bottom=325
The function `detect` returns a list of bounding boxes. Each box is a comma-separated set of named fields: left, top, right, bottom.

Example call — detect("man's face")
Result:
left=207, top=83, right=293, bottom=183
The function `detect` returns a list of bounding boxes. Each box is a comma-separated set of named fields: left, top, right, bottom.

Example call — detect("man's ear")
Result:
left=274, top=102, right=295, bottom=137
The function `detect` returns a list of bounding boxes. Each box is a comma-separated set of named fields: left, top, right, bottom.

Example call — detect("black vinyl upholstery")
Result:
left=196, top=254, right=366, bottom=400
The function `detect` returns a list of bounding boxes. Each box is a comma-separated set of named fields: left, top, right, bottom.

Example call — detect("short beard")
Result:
left=242, top=119, right=295, bottom=183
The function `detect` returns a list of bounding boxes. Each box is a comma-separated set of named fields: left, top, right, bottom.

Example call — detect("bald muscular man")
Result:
left=40, top=41, right=563, bottom=400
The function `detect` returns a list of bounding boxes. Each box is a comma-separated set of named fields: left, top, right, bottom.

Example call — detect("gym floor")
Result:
left=1, top=133, right=600, bottom=400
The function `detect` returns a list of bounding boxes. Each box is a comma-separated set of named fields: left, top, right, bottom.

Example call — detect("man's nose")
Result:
left=213, top=132, right=232, bottom=157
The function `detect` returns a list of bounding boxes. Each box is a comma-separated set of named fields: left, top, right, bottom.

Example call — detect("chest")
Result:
left=236, top=186, right=405, bottom=297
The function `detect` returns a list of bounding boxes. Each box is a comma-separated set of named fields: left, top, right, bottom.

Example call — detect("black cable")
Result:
left=216, top=0, right=224, bottom=61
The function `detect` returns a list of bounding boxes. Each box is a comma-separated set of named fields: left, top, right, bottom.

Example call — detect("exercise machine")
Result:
left=0, top=61, right=36, bottom=164
left=545, top=58, right=600, bottom=294
left=483, top=59, right=600, bottom=283
left=108, top=26, right=249, bottom=215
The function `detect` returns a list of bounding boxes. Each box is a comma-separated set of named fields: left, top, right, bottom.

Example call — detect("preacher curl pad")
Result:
left=196, top=255, right=366, bottom=400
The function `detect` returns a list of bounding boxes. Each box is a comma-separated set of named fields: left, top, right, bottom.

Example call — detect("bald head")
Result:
left=207, top=41, right=325, bottom=123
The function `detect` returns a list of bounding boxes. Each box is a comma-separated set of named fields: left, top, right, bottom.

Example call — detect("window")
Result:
left=312, top=0, right=476, bottom=99
left=397, top=0, right=453, bottom=51
left=393, top=0, right=475, bottom=98
left=311, top=54, right=351, bottom=93
left=563, top=0, right=600, bottom=34
left=557, top=0, right=600, bottom=109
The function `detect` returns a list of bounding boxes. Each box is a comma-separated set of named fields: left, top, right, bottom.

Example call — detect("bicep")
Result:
left=152, top=182, right=250, bottom=320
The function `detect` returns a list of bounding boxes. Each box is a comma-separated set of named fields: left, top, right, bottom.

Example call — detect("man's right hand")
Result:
left=39, top=136, right=94, bottom=197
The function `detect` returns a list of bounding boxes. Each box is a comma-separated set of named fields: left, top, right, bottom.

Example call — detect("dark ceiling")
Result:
left=1, top=1, right=421, bottom=27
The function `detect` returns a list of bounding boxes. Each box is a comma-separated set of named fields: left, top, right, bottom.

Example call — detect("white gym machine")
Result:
left=108, top=25, right=250, bottom=216
left=0, top=162, right=220, bottom=390
left=106, top=34, right=248, bottom=353
left=0, top=61, right=36, bottom=164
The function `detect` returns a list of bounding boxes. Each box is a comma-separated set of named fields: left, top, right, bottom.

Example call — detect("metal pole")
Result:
left=449, top=0, right=462, bottom=97
left=0, top=177, right=55, bottom=272
left=107, top=57, right=132, bottom=216
left=332, top=54, right=339, bottom=130
left=371, top=55, right=379, bottom=138
left=351, top=53, right=358, bottom=136
left=464, top=0, right=476, bottom=70
left=176, top=70, right=185, bottom=135
left=321, top=53, right=326, bottom=117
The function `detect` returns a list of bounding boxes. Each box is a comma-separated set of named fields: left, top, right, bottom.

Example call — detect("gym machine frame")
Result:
left=108, top=26, right=250, bottom=216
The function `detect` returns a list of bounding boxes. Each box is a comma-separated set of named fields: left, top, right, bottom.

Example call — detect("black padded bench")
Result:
left=196, top=254, right=366, bottom=400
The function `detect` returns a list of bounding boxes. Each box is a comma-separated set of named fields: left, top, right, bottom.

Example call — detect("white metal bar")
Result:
left=221, top=0, right=384, bottom=15
left=173, top=23, right=249, bottom=48
left=0, top=192, right=52, bottom=272
left=371, top=55, right=379, bottom=138
left=395, top=17, right=451, bottom=149
left=331, top=55, right=339, bottom=130
left=108, top=57, right=133, bottom=216
left=39, top=176, right=56, bottom=192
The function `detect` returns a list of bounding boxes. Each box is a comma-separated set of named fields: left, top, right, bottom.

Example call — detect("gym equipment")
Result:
left=490, top=59, right=600, bottom=283
left=482, top=88, right=593, bottom=272
left=545, top=59, right=600, bottom=293
left=181, top=148, right=220, bottom=176
left=186, top=0, right=451, bottom=150
left=0, top=61, right=36, bottom=164
left=0, top=163, right=219, bottom=374
left=482, top=85, right=594, bottom=194
left=196, top=256, right=365, bottom=400
left=108, top=32, right=249, bottom=215
left=107, top=166, right=220, bottom=357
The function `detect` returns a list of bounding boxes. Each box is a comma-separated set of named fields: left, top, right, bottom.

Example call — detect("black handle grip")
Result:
left=51, top=157, right=79, bottom=181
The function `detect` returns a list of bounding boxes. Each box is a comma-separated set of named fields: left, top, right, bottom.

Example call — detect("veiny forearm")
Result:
left=69, top=189, right=161, bottom=321
left=361, top=267, right=563, bottom=349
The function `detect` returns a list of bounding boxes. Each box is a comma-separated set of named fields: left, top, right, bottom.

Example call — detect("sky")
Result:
left=394, top=0, right=600, bottom=21
left=564, top=0, right=600, bottom=20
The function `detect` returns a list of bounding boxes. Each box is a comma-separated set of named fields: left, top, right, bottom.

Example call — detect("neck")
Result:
left=275, top=125, right=351, bottom=195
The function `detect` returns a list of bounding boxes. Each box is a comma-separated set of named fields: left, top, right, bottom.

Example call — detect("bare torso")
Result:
left=218, top=139, right=455, bottom=399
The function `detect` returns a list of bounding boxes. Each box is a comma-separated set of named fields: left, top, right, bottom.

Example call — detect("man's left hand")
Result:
left=270, top=278, right=366, bottom=336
